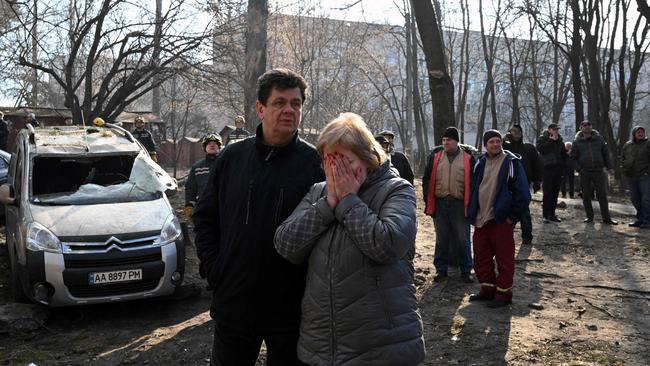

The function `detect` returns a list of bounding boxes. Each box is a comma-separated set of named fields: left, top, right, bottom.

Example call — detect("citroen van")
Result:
left=0, top=123, right=184, bottom=306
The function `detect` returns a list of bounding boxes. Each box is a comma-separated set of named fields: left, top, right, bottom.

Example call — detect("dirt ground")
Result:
left=0, top=178, right=648, bottom=365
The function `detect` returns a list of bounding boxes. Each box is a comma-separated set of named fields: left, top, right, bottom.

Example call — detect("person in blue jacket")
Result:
left=467, top=130, right=531, bottom=308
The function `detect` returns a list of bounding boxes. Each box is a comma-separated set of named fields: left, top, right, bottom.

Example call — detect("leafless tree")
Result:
left=411, top=0, right=454, bottom=146
left=7, top=0, right=212, bottom=124
left=243, top=0, right=268, bottom=130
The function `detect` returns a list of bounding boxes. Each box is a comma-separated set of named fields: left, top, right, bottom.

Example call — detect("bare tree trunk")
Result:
left=152, top=0, right=162, bottom=115
left=31, top=0, right=38, bottom=106
left=411, top=0, right=454, bottom=146
left=570, top=0, right=585, bottom=129
left=407, top=6, right=428, bottom=173
left=456, top=0, right=471, bottom=142
left=243, top=0, right=268, bottom=131
left=617, top=5, right=648, bottom=148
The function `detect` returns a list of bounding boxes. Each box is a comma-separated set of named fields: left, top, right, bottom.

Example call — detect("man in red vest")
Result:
left=423, top=127, right=476, bottom=283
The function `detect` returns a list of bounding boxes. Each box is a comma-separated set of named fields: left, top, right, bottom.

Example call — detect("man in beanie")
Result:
left=423, top=126, right=476, bottom=283
left=377, top=130, right=414, bottom=184
left=536, top=123, right=566, bottom=223
left=467, top=130, right=531, bottom=308
left=504, top=124, right=542, bottom=244
left=620, top=126, right=650, bottom=228
left=185, top=132, right=222, bottom=218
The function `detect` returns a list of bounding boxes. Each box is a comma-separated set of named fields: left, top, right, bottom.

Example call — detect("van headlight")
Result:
left=26, top=222, right=62, bottom=253
left=159, top=215, right=182, bottom=244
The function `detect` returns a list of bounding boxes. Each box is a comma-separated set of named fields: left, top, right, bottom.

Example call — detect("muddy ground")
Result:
left=0, top=178, right=648, bottom=365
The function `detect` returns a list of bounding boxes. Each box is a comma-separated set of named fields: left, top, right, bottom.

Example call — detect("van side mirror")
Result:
left=0, top=184, right=16, bottom=206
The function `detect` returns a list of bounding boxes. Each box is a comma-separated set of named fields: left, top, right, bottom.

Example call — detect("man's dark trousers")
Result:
left=519, top=205, right=533, bottom=242
left=433, top=198, right=473, bottom=274
left=580, top=169, right=612, bottom=221
left=542, top=167, right=563, bottom=218
left=630, top=175, right=650, bottom=224
left=211, top=321, right=306, bottom=366
left=561, top=168, right=575, bottom=197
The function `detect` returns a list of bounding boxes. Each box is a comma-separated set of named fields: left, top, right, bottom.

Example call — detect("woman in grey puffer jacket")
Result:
left=275, top=113, right=425, bottom=366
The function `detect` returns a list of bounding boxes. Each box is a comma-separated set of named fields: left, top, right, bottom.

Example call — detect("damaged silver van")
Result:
left=0, top=123, right=184, bottom=306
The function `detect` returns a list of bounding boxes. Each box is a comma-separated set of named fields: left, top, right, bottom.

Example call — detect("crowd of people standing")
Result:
left=184, top=67, right=647, bottom=365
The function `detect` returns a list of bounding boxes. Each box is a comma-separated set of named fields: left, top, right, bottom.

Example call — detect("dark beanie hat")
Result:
left=442, top=127, right=460, bottom=142
left=483, top=129, right=502, bottom=146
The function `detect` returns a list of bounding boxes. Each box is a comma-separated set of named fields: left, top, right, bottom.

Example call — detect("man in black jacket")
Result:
left=504, top=125, right=542, bottom=244
left=621, top=126, right=650, bottom=228
left=226, top=115, right=251, bottom=145
left=378, top=130, right=415, bottom=185
left=571, top=120, right=618, bottom=225
left=0, top=112, right=10, bottom=151
left=536, top=123, right=566, bottom=223
left=193, top=69, right=323, bottom=366
left=132, top=117, right=157, bottom=162
left=184, top=132, right=222, bottom=218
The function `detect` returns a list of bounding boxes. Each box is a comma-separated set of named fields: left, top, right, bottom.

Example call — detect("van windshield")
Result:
left=31, top=154, right=163, bottom=205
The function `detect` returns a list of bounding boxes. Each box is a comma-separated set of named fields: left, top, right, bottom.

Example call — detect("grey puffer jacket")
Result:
left=571, top=129, right=613, bottom=171
left=274, top=161, right=425, bottom=366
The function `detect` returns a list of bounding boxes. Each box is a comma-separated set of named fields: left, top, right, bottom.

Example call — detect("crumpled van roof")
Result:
left=25, top=126, right=142, bottom=155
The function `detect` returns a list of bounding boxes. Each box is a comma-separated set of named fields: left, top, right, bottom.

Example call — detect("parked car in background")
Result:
left=0, top=123, right=185, bottom=306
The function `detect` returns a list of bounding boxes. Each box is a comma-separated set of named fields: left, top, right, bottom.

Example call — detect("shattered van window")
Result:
left=129, top=151, right=177, bottom=193
left=31, top=154, right=159, bottom=205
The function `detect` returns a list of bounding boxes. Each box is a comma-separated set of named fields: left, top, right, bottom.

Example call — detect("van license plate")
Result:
left=88, top=269, right=142, bottom=285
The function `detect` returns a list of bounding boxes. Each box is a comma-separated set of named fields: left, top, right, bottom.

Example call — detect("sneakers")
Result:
left=486, top=299, right=512, bottom=308
left=460, top=273, right=474, bottom=283
left=629, top=221, right=643, bottom=227
left=433, top=272, right=448, bottom=282
left=543, top=217, right=550, bottom=223
left=584, top=218, right=594, bottom=223
left=603, top=219, right=618, bottom=225
left=548, top=216, right=562, bottom=223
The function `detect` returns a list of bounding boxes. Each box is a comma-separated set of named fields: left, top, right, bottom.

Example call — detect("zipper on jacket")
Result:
left=265, top=147, right=276, bottom=162
left=274, top=188, right=284, bottom=224
left=327, top=234, right=337, bottom=362
left=245, top=179, right=253, bottom=225
left=376, top=276, right=395, bottom=328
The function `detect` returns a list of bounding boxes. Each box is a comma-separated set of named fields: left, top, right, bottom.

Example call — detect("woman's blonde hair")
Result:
left=316, top=113, right=387, bottom=171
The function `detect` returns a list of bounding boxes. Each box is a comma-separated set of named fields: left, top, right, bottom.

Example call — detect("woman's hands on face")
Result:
left=331, top=152, right=365, bottom=199
left=324, top=151, right=367, bottom=209
left=324, top=154, right=339, bottom=209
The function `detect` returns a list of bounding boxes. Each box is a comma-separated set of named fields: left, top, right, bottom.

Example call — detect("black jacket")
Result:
left=571, top=130, right=612, bottom=171
left=536, top=131, right=566, bottom=169
left=193, top=124, right=324, bottom=332
left=390, top=151, right=414, bottom=185
left=185, top=154, right=217, bottom=207
left=227, top=128, right=251, bottom=145
left=0, top=119, right=9, bottom=151
left=132, top=128, right=156, bottom=153
left=504, top=139, right=542, bottom=184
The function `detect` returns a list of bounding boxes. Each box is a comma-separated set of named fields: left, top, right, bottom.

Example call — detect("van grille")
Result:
left=64, top=253, right=161, bottom=269
left=60, top=231, right=162, bottom=254
left=68, top=279, right=160, bottom=298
